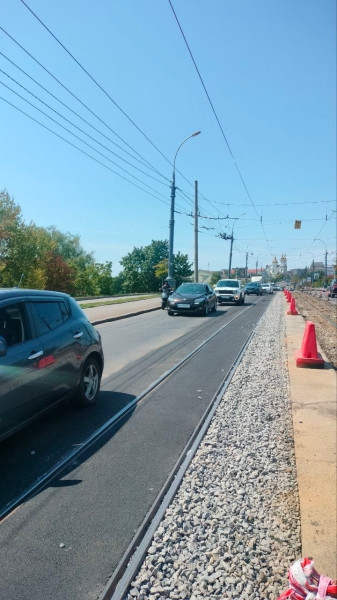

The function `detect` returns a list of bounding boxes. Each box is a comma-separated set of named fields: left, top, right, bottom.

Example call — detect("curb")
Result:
left=91, top=306, right=161, bottom=325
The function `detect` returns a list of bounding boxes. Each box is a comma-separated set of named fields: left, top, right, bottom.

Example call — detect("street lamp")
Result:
left=314, top=238, right=328, bottom=287
left=306, top=251, right=315, bottom=285
left=168, top=131, right=201, bottom=284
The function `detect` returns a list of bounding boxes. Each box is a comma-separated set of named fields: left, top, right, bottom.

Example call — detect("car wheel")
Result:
left=168, top=309, right=174, bottom=316
left=212, top=299, right=217, bottom=312
left=73, top=357, right=101, bottom=407
left=241, top=295, right=245, bottom=304
left=202, top=303, right=209, bottom=316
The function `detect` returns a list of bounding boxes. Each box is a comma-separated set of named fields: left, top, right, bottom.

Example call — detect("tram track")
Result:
left=99, top=324, right=260, bottom=600
left=0, top=297, right=266, bottom=523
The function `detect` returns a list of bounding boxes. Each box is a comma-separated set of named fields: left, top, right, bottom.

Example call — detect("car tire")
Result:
left=168, top=309, right=174, bottom=316
left=73, top=357, right=101, bottom=407
left=241, top=295, right=245, bottom=304
left=202, top=303, right=209, bottom=316
left=212, top=299, right=217, bottom=312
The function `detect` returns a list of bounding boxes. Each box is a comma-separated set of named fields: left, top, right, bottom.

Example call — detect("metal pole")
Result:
left=228, top=231, right=234, bottom=278
left=312, top=259, right=314, bottom=285
left=325, top=250, right=327, bottom=287
left=245, top=252, right=248, bottom=283
left=168, top=169, right=175, bottom=279
left=256, top=259, right=258, bottom=275
left=194, top=181, right=198, bottom=283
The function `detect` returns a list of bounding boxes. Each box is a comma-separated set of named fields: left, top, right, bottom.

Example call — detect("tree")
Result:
left=120, top=240, right=169, bottom=292
left=173, top=252, right=193, bottom=287
left=210, top=271, right=222, bottom=286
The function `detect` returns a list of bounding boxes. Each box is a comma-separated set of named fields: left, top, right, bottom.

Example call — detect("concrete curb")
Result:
left=91, top=306, right=161, bottom=326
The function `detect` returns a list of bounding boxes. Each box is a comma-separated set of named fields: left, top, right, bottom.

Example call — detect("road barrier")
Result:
left=287, top=297, right=299, bottom=315
left=295, top=321, right=324, bottom=368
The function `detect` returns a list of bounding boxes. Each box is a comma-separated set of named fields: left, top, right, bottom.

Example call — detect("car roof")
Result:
left=0, top=288, right=70, bottom=300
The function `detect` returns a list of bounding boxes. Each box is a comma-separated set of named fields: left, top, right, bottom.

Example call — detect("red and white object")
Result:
left=277, top=557, right=337, bottom=600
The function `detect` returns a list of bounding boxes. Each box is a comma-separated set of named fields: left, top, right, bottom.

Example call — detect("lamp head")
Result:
left=192, top=131, right=201, bottom=137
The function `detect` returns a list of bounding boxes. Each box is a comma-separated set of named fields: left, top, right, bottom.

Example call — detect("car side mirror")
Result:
left=0, top=335, right=8, bottom=357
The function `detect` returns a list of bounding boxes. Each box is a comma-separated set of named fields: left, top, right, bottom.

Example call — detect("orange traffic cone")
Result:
left=287, top=297, right=298, bottom=315
left=286, top=292, right=292, bottom=303
left=295, top=321, right=324, bottom=368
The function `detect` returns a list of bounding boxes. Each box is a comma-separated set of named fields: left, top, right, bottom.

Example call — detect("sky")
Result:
left=0, top=0, right=336, bottom=276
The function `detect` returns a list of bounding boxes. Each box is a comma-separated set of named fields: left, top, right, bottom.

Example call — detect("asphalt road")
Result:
left=0, top=296, right=272, bottom=600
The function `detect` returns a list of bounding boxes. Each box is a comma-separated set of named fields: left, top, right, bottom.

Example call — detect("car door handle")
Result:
left=28, top=350, right=44, bottom=360
left=73, top=332, right=83, bottom=339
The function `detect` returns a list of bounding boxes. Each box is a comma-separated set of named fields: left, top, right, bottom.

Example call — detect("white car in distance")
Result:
left=261, top=283, right=273, bottom=294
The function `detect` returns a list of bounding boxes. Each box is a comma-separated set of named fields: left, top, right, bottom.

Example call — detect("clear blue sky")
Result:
left=1, top=0, right=336, bottom=275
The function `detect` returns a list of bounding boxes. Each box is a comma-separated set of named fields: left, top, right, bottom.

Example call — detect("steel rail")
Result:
left=297, top=292, right=337, bottom=330
left=0, top=298, right=265, bottom=523
left=99, top=313, right=264, bottom=600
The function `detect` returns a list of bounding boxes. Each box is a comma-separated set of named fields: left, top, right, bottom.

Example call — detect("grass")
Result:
left=79, top=295, right=160, bottom=309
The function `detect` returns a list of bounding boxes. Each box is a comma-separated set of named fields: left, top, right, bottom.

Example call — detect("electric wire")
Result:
left=0, top=96, right=180, bottom=210
left=0, top=81, right=174, bottom=198
left=0, top=73, right=170, bottom=187
left=0, top=26, right=169, bottom=179
left=0, top=51, right=169, bottom=180
left=167, top=0, right=273, bottom=256
left=8, top=12, right=239, bottom=225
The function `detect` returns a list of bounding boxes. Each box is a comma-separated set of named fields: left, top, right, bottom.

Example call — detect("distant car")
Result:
left=213, top=279, right=245, bottom=305
left=272, top=284, right=280, bottom=291
left=329, top=279, right=337, bottom=298
left=261, top=283, right=273, bottom=294
left=167, top=283, right=217, bottom=316
left=245, top=282, right=262, bottom=296
left=0, top=288, right=104, bottom=442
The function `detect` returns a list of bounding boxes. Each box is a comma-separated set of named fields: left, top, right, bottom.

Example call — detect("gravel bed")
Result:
left=126, top=293, right=301, bottom=600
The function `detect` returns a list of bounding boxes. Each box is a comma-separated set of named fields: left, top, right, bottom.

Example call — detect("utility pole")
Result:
left=194, top=181, right=198, bottom=283
left=312, top=259, right=314, bottom=286
left=325, top=250, right=328, bottom=287
left=245, top=252, right=248, bottom=282
left=256, top=259, right=258, bottom=275
left=228, top=231, right=234, bottom=278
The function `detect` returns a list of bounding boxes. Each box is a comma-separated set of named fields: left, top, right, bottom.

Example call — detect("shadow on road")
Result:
left=0, top=390, right=136, bottom=514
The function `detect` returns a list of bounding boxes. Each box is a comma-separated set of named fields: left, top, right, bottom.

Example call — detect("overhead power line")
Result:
left=20, top=0, right=184, bottom=170
left=167, top=0, right=273, bottom=257
left=0, top=73, right=170, bottom=187
left=0, top=26, right=168, bottom=179
left=13, top=8, right=232, bottom=225
left=0, top=51, right=169, bottom=179
left=0, top=96, right=182, bottom=210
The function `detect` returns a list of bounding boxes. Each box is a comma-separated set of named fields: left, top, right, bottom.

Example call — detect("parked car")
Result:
left=213, top=279, right=245, bottom=305
left=261, top=283, right=273, bottom=294
left=329, top=279, right=337, bottom=298
left=245, top=282, right=262, bottom=296
left=0, top=288, right=104, bottom=442
left=167, top=283, right=217, bottom=316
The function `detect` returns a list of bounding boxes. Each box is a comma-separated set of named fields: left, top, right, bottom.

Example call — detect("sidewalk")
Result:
left=82, top=297, right=161, bottom=325
left=285, top=304, right=337, bottom=578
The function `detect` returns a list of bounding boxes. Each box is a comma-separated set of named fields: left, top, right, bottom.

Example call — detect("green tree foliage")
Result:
left=173, top=251, right=193, bottom=287
left=121, top=240, right=169, bottom=292
left=210, top=271, right=222, bottom=286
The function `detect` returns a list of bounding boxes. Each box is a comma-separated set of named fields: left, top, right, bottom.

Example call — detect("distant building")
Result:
left=266, top=255, right=287, bottom=277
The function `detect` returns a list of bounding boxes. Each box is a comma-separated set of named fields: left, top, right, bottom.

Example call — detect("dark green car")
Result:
left=0, top=288, right=104, bottom=442
left=245, top=282, right=262, bottom=296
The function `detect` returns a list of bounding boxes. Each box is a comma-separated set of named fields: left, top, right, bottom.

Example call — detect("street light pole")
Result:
left=314, top=238, right=328, bottom=287
left=168, top=131, right=201, bottom=283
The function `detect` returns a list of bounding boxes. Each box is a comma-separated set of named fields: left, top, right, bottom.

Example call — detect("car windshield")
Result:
left=175, top=284, right=206, bottom=295
left=247, top=283, right=257, bottom=287
left=217, top=280, right=239, bottom=288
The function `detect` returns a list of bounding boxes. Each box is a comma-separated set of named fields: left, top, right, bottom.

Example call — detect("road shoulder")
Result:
left=285, top=307, right=337, bottom=577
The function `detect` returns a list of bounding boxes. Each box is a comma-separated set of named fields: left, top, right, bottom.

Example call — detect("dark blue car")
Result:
left=0, top=288, right=104, bottom=442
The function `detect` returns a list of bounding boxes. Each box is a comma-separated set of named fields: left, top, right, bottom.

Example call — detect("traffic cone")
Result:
left=286, top=292, right=292, bottom=303
left=287, top=297, right=298, bottom=315
left=295, top=321, right=324, bottom=368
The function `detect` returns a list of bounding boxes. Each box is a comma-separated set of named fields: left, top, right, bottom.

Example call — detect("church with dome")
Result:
left=267, top=255, right=287, bottom=277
